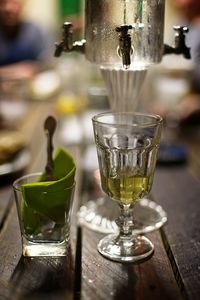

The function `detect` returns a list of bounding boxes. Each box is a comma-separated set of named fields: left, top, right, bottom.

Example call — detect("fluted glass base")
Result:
left=98, top=234, right=154, bottom=263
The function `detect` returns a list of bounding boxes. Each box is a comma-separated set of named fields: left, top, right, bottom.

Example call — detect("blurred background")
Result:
left=0, top=0, right=200, bottom=178
left=0, top=0, right=199, bottom=121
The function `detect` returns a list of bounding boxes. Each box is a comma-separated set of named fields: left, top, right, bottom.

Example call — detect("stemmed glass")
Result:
left=92, top=112, right=162, bottom=262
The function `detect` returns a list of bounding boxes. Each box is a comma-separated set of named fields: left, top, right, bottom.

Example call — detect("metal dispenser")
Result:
left=55, top=0, right=190, bottom=69
left=54, top=0, right=191, bottom=235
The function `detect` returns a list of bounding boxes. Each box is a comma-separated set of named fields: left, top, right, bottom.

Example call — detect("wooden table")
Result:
left=0, top=103, right=199, bottom=300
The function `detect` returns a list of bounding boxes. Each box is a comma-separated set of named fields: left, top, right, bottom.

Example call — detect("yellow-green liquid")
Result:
left=102, top=173, right=151, bottom=205
left=96, top=140, right=158, bottom=205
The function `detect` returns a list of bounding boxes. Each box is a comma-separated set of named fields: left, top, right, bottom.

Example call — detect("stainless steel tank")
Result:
left=84, top=0, right=165, bottom=69
left=55, top=1, right=190, bottom=69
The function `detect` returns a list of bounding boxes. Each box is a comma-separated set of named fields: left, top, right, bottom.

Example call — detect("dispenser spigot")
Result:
left=116, top=25, right=133, bottom=69
left=164, top=26, right=191, bottom=59
left=54, top=22, right=85, bottom=57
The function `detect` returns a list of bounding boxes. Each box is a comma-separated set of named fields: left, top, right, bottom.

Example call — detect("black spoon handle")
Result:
left=44, top=116, right=57, bottom=181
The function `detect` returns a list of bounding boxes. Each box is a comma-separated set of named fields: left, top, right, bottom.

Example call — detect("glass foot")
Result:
left=78, top=196, right=167, bottom=234
left=98, top=234, right=154, bottom=263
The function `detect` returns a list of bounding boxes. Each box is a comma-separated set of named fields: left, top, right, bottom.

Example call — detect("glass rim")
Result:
left=92, top=112, right=162, bottom=128
left=13, top=172, right=75, bottom=192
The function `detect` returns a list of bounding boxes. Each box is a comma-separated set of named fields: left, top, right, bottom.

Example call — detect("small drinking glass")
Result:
left=13, top=173, right=75, bottom=257
left=92, top=112, right=162, bottom=262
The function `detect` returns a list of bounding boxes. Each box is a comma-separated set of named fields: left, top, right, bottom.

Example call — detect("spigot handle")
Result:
left=54, top=22, right=73, bottom=56
left=63, top=22, right=73, bottom=34
left=116, top=25, right=133, bottom=69
left=62, top=22, right=73, bottom=51
left=173, top=25, right=191, bottom=59
left=116, top=25, right=133, bottom=35
left=54, top=21, right=85, bottom=56
left=173, top=25, right=189, bottom=34
left=163, top=25, right=191, bottom=59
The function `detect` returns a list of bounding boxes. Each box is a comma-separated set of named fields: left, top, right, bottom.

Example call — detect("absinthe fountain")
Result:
left=55, top=0, right=165, bottom=112
left=55, top=0, right=190, bottom=233
left=54, top=0, right=166, bottom=234
left=90, top=0, right=165, bottom=112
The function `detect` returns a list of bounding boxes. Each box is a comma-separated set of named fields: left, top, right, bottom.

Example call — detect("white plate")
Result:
left=0, top=148, right=31, bottom=176
left=78, top=197, right=167, bottom=235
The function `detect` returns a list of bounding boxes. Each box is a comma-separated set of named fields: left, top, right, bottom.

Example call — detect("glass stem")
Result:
left=116, top=204, right=134, bottom=238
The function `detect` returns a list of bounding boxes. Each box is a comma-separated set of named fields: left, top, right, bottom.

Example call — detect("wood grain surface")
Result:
left=0, top=104, right=199, bottom=300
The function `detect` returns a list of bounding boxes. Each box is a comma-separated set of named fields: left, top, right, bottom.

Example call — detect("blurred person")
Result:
left=148, top=0, right=200, bottom=125
left=173, top=0, right=200, bottom=22
left=0, top=0, right=50, bottom=79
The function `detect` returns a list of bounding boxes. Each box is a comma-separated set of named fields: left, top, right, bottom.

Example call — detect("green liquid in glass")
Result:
left=102, top=173, right=151, bottom=205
